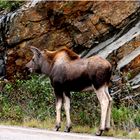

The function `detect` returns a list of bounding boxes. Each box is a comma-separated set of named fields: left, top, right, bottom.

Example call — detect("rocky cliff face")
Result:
left=0, top=1, right=140, bottom=88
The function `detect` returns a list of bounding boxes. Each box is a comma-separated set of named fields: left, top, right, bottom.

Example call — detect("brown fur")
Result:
left=43, top=47, right=80, bottom=63
left=26, top=46, right=112, bottom=136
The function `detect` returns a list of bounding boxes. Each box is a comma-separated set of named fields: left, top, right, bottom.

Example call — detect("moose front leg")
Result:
left=54, top=96, right=62, bottom=131
left=63, top=92, right=72, bottom=132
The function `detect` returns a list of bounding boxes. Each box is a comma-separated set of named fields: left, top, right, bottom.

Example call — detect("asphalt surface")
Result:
left=0, top=125, right=129, bottom=140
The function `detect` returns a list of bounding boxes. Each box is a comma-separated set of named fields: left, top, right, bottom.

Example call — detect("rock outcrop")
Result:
left=0, top=1, right=139, bottom=87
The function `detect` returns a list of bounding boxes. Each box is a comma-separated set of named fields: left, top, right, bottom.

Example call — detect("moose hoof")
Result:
left=95, top=130, right=103, bottom=136
left=105, top=127, right=110, bottom=131
left=54, top=125, right=61, bottom=131
left=64, top=126, right=72, bottom=132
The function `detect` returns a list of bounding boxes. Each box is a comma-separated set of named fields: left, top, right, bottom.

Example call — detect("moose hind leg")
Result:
left=54, top=96, right=62, bottom=131
left=95, top=85, right=109, bottom=136
left=105, top=85, right=112, bottom=130
left=63, top=92, right=72, bottom=132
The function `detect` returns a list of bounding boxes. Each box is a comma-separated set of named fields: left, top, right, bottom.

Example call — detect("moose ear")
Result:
left=30, top=46, right=42, bottom=56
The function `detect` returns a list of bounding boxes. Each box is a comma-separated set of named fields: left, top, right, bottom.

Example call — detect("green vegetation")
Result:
left=0, top=0, right=24, bottom=12
left=0, top=75, right=55, bottom=122
left=0, top=74, right=140, bottom=138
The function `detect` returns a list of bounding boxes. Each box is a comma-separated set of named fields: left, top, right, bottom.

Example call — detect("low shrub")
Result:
left=0, top=74, right=55, bottom=121
left=0, top=0, right=24, bottom=12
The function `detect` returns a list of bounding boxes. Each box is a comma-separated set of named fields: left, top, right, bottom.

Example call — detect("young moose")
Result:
left=26, top=46, right=112, bottom=136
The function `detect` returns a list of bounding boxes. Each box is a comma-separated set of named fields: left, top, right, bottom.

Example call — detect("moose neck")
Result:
left=40, top=58, right=52, bottom=76
left=40, top=51, right=70, bottom=76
